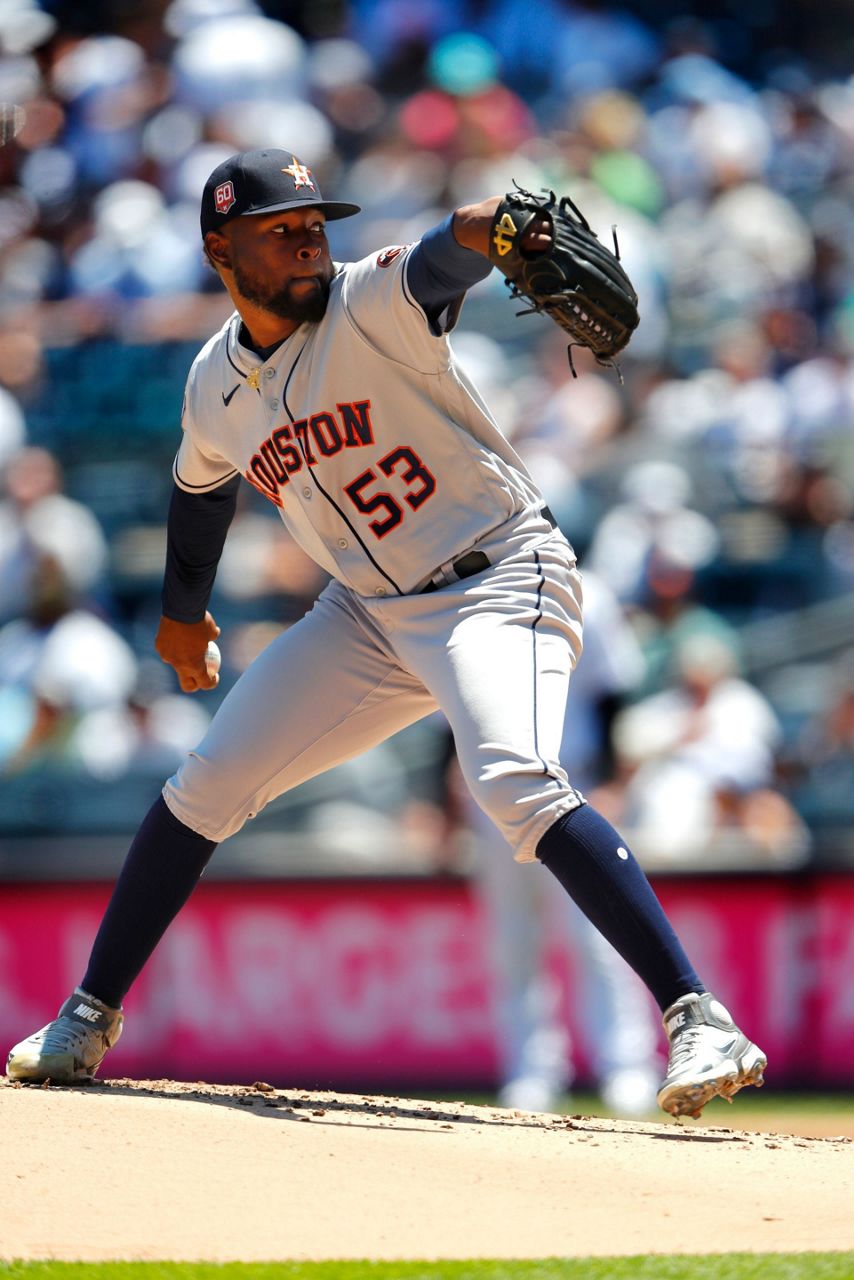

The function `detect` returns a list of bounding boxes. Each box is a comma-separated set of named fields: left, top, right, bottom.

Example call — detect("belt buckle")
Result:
left=432, top=558, right=457, bottom=589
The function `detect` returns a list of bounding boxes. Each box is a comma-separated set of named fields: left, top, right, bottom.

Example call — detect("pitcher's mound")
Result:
left=1, top=1077, right=851, bottom=1261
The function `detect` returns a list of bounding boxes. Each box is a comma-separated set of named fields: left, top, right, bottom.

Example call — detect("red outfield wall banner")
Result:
left=0, top=875, right=852, bottom=1088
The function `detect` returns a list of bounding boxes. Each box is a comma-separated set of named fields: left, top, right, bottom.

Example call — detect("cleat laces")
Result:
left=40, top=1021, right=92, bottom=1056
left=668, top=1024, right=705, bottom=1071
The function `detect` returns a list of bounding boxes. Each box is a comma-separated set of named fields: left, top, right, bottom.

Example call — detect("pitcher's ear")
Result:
left=204, top=230, right=230, bottom=271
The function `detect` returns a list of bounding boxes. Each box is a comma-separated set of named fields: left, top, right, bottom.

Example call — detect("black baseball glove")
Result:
left=488, top=186, right=640, bottom=374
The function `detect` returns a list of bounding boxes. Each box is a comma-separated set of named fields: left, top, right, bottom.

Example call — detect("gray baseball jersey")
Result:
left=164, top=243, right=585, bottom=860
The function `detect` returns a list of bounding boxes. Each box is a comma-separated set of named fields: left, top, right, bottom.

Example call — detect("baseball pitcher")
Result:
left=7, top=150, right=766, bottom=1119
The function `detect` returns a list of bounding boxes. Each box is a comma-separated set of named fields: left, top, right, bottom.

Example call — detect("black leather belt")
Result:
left=420, top=507, right=558, bottom=593
left=421, top=549, right=490, bottom=592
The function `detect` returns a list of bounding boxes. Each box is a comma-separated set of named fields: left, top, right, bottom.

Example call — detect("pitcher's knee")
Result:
left=162, top=751, right=260, bottom=843
left=468, top=767, right=584, bottom=864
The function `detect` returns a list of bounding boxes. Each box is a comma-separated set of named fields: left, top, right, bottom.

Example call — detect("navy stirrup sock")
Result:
left=536, top=804, right=704, bottom=1012
left=82, top=794, right=217, bottom=1009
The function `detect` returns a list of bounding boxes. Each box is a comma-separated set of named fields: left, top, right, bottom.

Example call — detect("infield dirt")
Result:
left=1, top=1077, right=851, bottom=1261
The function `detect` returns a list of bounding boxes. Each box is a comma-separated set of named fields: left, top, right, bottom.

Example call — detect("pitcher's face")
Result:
left=208, top=207, right=334, bottom=323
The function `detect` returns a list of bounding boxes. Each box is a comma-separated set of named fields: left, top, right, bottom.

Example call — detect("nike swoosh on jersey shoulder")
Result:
left=222, top=384, right=239, bottom=406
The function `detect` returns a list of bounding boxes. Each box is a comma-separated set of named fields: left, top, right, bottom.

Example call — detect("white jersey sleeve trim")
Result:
left=172, top=436, right=238, bottom=492
left=173, top=350, right=240, bottom=493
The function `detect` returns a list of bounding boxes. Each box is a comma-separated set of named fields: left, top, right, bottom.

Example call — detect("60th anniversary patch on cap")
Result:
left=200, top=149, right=361, bottom=237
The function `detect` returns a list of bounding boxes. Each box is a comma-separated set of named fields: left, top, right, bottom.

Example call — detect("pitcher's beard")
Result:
left=234, top=265, right=332, bottom=323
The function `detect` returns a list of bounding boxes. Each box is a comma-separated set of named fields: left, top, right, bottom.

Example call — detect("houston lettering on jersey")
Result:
left=244, top=399, right=375, bottom=507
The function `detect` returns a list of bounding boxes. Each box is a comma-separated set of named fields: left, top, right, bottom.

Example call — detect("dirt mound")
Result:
left=1, top=1077, right=852, bottom=1261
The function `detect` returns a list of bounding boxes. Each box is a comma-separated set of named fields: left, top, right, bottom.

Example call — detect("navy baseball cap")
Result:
left=200, top=149, right=361, bottom=238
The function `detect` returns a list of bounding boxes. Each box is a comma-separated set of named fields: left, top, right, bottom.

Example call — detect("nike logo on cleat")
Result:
left=73, top=1003, right=101, bottom=1023
left=222, top=385, right=239, bottom=406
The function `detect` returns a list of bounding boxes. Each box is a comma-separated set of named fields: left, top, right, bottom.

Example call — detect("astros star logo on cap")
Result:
left=282, top=158, right=314, bottom=190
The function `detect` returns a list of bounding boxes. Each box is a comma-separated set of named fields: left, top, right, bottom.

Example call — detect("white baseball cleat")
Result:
left=6, top=988, right=123, bottom=1084
left=657, top=991, right=767, bottom=1119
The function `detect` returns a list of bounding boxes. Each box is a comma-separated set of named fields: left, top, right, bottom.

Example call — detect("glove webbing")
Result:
left=506, top=186, right=629, bottom=380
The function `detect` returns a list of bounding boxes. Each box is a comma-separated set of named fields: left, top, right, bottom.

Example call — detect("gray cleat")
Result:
left=6, top=988, right=123, bottom=1084
left=657, top=991, right=766, bottom=1119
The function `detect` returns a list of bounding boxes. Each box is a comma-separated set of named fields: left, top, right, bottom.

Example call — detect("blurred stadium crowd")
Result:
left=0, top=0, right=852, bottom=872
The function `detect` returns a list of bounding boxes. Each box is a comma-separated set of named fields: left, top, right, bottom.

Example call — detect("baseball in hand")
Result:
left=204, top=641, right=222, bottom=678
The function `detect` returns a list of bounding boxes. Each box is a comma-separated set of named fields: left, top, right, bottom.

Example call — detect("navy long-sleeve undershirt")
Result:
left=407, top=214, right=493, bottom=323
left=161, top=217, right=492, bottom=622
left=161, top=475, right=240, bottom=622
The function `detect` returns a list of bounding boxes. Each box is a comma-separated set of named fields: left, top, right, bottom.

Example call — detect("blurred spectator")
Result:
left=68, top=657, right=211, bottom=782
left=172, top=10, right=307, bottom=113
left=595, top=631, right=810, bottom=867
left=473, top=0, right=660, bottom=99
left=790, top=653, right=854, bottom=829
left=627, top=549, right=743, bottom=700
left=586, top=460, right=719, bottom=605
left=0, top=445, right=109, bottom=626
left=0, top=386, right=26, bottom=468
left=0, top=550, right=137, bottom=773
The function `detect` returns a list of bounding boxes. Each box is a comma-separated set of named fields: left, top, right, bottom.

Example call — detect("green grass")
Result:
left=425, top=1092, right=854, bottom=1136
left=2, top=1257, right=853, bottom=1279
left=428, top=1091, right=854, bottom=1116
